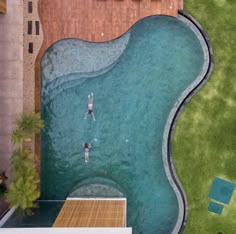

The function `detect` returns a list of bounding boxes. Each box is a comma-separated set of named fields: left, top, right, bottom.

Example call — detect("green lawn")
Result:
left=173, top=0, right=236, bottom=233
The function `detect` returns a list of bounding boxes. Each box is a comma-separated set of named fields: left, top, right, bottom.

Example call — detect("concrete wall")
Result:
left=0, top=0, right=23, bottom=182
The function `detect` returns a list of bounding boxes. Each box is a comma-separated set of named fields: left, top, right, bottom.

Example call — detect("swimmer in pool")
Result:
left=84, top=93, right=96, bottom=121
left=83, top=143, right=91, bottom=163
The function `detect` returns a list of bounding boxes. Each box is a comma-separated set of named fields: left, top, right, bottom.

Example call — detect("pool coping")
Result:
left=162, top=11, right=214, bottom=234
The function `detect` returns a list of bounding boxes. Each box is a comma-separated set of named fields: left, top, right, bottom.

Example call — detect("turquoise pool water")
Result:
left=40, top=16, right=205, bottom=233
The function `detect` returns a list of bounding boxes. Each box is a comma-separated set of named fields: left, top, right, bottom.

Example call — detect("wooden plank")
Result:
left=37, top=0, right=179, bottom=44
left=53, top=199, right=126, bottom=227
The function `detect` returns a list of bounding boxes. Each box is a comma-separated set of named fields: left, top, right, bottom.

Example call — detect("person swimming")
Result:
left=84, top=93, right=96, bottom=121
left=83, top=143, right=91, bottom=163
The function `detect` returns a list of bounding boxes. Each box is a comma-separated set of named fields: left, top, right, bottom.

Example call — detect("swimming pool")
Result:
left=38, top=15, right=207, bottom=233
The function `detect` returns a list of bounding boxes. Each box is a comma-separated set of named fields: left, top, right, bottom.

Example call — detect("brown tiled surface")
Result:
left=0, top=0, right=6, bottom=14
left=36, top=0, right=181, bottom=111
left=53, top=200, right=126, bottom=227
left=37, top=0, right=180, bottom=45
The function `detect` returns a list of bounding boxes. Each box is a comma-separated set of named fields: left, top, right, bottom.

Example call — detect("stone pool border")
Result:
left=162, top=11, right=214, bottom=234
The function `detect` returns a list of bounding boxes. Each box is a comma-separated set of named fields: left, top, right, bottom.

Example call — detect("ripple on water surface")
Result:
left=41, top=16, right=205, bottom=234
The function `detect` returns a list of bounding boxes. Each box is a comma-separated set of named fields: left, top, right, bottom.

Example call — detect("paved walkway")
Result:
left=0, top=0, right=23, bottom=182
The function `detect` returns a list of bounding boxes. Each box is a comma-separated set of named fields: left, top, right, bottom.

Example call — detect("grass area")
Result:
left=173, top=0, right=236, bottom=233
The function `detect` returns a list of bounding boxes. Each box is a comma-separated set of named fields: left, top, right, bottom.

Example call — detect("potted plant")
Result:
left=12, top=113, right=44, bottom=144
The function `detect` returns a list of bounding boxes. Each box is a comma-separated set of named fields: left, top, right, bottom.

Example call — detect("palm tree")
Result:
left=12, top=128, right=25, bottom=145
left=6, top=177, right=39, bottom=213
left=12, top=113, right=44, bottom=143
left=6, top=149, right=40, bottom=213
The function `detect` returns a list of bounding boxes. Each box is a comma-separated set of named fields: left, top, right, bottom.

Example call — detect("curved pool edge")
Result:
left=162, top=11, right=214, bottom=234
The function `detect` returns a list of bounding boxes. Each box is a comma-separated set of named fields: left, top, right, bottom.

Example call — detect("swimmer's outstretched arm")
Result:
left=88, top=93, right=93, bottom=105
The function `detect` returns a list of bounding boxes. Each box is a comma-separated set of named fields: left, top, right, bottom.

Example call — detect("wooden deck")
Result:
left=38, top=0, right=181, bottom=45
left=53, top=199, right=126, bottom=227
